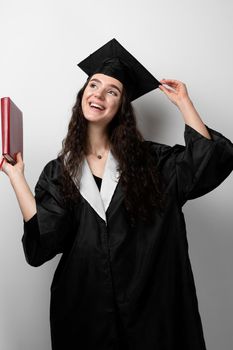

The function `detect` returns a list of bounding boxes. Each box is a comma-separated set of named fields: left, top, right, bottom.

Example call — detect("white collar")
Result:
left=68, top=150, right=120, bottom=223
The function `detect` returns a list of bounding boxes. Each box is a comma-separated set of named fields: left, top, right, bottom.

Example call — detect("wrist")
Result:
left=177, top=97, right=194, bottom=112
left=10, top=171, right=26, bottom=185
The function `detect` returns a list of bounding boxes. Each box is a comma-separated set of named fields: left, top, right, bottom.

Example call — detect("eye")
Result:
left=108, top=90, right=117, bottom=96
left=89, top=83, right=97, bottom=88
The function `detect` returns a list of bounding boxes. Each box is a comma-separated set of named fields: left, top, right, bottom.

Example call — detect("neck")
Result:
left=86, top=123, right=110, bottom=155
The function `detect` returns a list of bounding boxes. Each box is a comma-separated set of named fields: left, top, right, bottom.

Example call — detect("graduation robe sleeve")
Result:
left=150, top=124, right=233, bottom=206
left=22, top=159, right=74, bottom=267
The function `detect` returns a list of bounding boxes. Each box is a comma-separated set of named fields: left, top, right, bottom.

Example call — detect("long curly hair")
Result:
left=58, top=77, right=165, bottom=226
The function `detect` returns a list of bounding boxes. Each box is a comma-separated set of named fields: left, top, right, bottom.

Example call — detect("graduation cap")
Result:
left=77, top=38, right=161, bottom=101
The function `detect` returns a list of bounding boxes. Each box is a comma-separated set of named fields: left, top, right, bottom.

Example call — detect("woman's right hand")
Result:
left=0, top=152, right=25, bottom=179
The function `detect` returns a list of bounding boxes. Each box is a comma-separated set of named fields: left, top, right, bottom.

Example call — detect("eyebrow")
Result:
left=90, top=78, right=122, bottom=94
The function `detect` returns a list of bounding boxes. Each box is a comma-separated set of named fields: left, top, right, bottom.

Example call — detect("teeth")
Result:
left=90, top=102, right=104, bottom=110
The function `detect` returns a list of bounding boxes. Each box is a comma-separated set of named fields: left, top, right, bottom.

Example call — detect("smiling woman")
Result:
left=56, top=65, right=164, bottom=212
left=1, top=38, right=233, bottom=350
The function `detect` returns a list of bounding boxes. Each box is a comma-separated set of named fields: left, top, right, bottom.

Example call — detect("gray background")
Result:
left=0, top=0, right=232, bottom=349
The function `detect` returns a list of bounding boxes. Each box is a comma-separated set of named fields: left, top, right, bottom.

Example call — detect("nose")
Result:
left=94, top=88, right=105, bottom=100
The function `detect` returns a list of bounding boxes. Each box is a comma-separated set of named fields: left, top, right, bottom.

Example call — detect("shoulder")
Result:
left=143, top=140, right=185, bottom=173
left=34, top=157, right=67, bottom=204
left=36, top=157, right=64, bottom=193
left=143, top=140, right=171, bottom=152
left=143, top=139, right=181, bottom=158
left=40, top=156, right=63, bottom=180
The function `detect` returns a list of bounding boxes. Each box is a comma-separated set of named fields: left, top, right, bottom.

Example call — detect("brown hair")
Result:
left=58, top=77, right=165, bottom=227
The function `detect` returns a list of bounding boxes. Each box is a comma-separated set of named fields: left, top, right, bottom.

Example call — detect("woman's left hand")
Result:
left=159, top=79, right=191, bottom=108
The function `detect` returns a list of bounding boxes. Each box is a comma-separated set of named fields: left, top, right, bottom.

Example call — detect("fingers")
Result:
left=160, top=79, right=183, bottom=88
left=159, top=79, right=187, bottom=95
left=0, top=157, right=9, bottom=173
left=15, top=152, right=25, bottom=175
left=160, top=79, right=183, bottom=84
left=0, top=152, right=23, bottom=171
left=159, top=79, right=190, bottom=107
left=159, top=83, right=177, bottom=94
left=0, top=157, right=5, bottom=171
left=16, top=152, right=22, bottom=162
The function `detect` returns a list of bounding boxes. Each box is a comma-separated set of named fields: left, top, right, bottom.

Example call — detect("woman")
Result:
left=1, top=39, right=233, bottom=350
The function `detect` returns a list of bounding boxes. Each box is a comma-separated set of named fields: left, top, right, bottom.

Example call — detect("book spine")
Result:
left=1, top=97, right=10, bottom=156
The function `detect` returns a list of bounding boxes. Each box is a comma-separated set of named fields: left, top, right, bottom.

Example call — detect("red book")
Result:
left=1, top=97, right=23, bottom=165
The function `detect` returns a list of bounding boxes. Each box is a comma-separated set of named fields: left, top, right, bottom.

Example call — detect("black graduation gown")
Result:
left=22, top=124, right=233, bottom=350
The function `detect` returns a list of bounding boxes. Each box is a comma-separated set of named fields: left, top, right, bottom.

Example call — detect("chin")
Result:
left=83, top=111, right=114, bottom=125
left=84, top=116, right=109, bottom=127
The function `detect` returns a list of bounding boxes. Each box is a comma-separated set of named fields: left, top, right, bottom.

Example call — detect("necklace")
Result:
left=91, top=148, right=109, bottom=160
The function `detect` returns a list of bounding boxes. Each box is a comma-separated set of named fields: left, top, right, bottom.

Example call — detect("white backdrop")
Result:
left=0, top=1, right=233, bottom=349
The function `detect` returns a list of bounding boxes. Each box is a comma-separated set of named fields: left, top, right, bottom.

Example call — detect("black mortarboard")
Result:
left=77, top=38, right=161, bottom=101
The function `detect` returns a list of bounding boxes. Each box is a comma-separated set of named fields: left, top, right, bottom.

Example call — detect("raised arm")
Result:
left=159, top=79, right=211, bottom=139
left=0, top=153, right=36, bottom=221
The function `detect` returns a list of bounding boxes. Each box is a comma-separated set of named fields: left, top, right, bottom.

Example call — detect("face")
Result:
left=81, top=73, right=123, bottom=127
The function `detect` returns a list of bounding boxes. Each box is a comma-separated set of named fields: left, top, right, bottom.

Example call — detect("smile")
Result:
left=89, top=102, right=105, bottom=110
